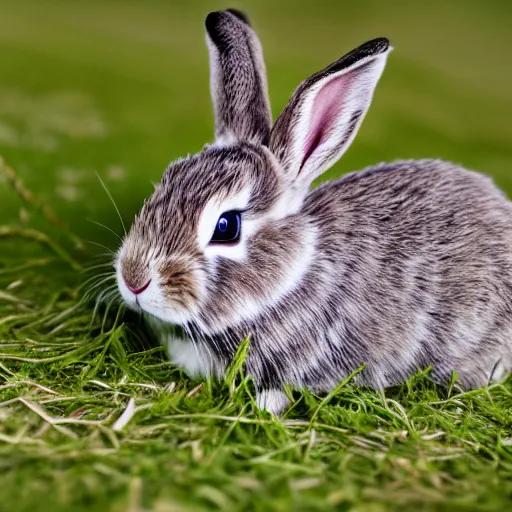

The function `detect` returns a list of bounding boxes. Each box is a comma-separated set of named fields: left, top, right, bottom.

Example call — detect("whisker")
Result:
left=95, top=172, right=126, bottom=235
left=88, top=254, right=115, bottom=264
left=84, top=275, right=117, bottom=298
left=90, top=287, right=122, bottom=326
left=91, top=282, right=118, bottom=300
left=86, top=240, right=116, bottom=255
left=90, top=288, right=109, bottom=321
left=84, top=261, right=115, bottom=273
left=84, top=270, right=117, bottom=281
left=86, top=218, right=124, bottom=242
left=80, top=272, right=117, bottom=292
left=101, top=298, right=114, bottom=332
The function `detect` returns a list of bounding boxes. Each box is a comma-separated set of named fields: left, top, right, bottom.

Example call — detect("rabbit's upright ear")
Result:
left=270, top=38, right=391, bottom=191
left=205, top=10, right=271, bottom=145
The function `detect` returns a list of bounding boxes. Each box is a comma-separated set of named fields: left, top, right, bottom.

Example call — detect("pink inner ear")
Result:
left=301, top=72, right=355, bottom=171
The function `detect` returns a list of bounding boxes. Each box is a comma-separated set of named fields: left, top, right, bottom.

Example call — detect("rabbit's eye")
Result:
left=210, top=211, right=241, bottom=244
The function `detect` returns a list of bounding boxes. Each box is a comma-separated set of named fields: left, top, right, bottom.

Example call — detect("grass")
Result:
left=1, top=0, right=512, bottom=510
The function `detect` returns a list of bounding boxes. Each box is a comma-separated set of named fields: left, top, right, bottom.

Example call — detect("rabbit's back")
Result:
left=294, top=159, right=512, bottom=389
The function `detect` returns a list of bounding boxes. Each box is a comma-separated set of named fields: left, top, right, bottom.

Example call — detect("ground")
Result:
left=1, top=1, right=512, bottom=510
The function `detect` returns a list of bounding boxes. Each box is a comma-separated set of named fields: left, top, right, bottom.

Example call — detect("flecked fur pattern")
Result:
left=116, top=10, right=512, bottom=414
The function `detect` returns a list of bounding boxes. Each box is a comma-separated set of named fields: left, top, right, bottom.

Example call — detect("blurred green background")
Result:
left=0, top=0, right=511, bottom=250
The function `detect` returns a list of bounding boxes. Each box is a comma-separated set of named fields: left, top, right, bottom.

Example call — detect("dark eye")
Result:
left=210, top=210, right=241, bottom=244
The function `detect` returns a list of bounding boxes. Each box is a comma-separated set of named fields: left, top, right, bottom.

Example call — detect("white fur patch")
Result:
left=256, top=389, right=290, bottom=415
left=143, top=315, right=220, bottom=378
left=490, top=358, right=511, bottom=384
left=166, top=336, right=214, bottom=378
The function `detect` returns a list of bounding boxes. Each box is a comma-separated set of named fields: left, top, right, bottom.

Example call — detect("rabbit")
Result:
left=115, top=9, right=512, bottom=414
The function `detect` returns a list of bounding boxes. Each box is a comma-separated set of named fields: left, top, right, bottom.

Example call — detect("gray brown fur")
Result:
left=200, top=159, right=512, bottom=391
left=205, top=10, right=271, bottom=145
left=116, top=10, right=512, bottom=413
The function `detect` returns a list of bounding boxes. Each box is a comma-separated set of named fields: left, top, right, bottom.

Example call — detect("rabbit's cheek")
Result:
left=137, top=278, right=198, bottom=326
left=194, top=221, right=317, bottom=333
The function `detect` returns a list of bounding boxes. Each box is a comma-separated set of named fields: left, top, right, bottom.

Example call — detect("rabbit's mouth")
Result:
left=117, top=269, right=199, bottom=327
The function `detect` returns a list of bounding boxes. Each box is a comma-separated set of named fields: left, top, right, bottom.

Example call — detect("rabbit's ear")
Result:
left=205, top=10, right=271, bottom=145
left=270, top=38, right=391, bottom=190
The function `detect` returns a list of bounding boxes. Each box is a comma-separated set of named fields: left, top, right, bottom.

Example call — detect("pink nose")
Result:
left=127, top=279, right=151, bottom=296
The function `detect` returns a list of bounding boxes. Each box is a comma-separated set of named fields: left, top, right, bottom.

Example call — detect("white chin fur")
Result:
left=144, top=315, right=225, bottom=379
left=256, top=389, right=291, bottom=415
left=167, top=336, right=214, bottom=377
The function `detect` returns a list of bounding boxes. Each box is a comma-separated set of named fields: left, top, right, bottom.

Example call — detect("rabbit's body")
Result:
left=166, top=158, right=512, bottom=411
left=116, top=10, right=512, bottom=414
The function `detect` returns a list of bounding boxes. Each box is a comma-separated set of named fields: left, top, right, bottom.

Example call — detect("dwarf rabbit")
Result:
left=116, top=9, right=512, bottom=414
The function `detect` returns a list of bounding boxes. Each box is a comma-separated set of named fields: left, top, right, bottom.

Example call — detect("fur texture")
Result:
left=116, top=10, right=512, bottom=414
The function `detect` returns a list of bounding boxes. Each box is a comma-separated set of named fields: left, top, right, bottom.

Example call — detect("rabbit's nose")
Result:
left=127, top=279, right=151, bottom=296
left=120, top=257, right=151, bottom=295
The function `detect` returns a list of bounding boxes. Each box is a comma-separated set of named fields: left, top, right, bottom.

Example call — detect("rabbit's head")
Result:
left=116, top=10, right=391, bottom=333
